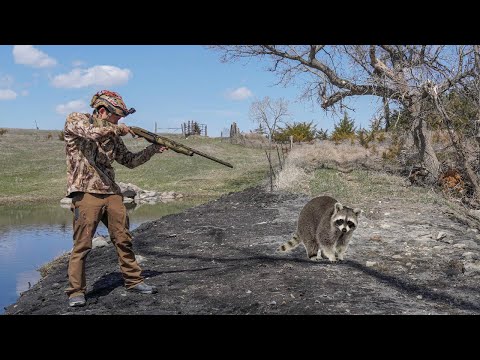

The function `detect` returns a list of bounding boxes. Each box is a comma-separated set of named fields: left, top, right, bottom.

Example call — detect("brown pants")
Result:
left=66, top=193, right=143, bottom=298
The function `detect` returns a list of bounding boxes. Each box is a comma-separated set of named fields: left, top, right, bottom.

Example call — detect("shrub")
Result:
left=376, top=131, right=386, bottom=143
left=331, top=112, right=356, bottom=143
left=316, top=128, right=329, bottom=140
left=273, top=121, right=317, bottom=143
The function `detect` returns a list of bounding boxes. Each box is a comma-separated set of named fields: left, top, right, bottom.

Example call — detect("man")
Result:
left=63, top=89, right=167, bottom=307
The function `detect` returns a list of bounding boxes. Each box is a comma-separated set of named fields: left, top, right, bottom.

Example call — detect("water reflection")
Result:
left=0, top=198, right=210, bottom=314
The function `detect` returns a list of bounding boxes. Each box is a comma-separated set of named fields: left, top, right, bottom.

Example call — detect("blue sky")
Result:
left=0, top=45, right=380, bottom=137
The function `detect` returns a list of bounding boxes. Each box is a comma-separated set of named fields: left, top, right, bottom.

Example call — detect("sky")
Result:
left=0, top=45, right=381, bottom=137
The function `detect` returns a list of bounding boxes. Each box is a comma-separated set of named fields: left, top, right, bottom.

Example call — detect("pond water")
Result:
left=0, top=199, right=207, bottom=314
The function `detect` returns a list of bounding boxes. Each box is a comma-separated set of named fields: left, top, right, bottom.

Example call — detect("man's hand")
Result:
left=152, top=144, right=168, bottom=153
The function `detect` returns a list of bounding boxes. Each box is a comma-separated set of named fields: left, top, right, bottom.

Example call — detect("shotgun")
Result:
left=130, top=126, right=233, bottom=168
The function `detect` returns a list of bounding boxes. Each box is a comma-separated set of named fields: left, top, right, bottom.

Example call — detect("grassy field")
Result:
left=0, top=128, right=271, bottom=205
left=309, top=168, right=442, bottom=207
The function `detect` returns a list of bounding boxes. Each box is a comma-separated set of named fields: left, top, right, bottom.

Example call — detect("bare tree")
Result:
left=249, top=96, right=289, bottom=144
left=209, top=45, right=476, bottom=182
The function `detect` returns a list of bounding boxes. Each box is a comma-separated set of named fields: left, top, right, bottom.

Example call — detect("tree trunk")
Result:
left=410, top=103, right=440, bottom=182
left=383, top=96, right=390, bottom=132
left=431, top=91, right=480, bottom=202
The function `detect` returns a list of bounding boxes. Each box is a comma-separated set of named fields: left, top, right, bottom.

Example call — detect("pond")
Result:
left=0, top=199, right=208, bottom=314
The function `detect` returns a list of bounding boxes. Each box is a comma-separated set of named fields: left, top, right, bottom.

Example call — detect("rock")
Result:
left=462, top=252, right=475, bottom=260
left=92, top=236, right=109, bottom=249
left=135, top=255, right=147, bottom=264
left=436, top=231, right=447, bottom=240
left=464, top=261, right=480, bottom=274
left=123, top=190, right=136, bottom=198
left=445, top=259, right=465, bottom=276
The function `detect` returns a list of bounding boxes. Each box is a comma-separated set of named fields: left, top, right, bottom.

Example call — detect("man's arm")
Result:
left=114, top=137, right=166, bottom=169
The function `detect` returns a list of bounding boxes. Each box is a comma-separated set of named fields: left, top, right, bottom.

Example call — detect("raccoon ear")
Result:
left=334, top=202, right=343, bottom=213
left=353, top=208, right=362, bottom=217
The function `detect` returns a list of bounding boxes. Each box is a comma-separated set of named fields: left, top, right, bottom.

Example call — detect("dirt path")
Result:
left=5, top=179, right=480, bottom=315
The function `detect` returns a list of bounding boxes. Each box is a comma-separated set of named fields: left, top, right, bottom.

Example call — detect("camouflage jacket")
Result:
left=64, top=112, right=158, bottom=197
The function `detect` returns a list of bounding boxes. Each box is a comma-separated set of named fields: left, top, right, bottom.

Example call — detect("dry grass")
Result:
left=274, top=141, right=380, bottom=194
left=274, top=138, right=443, bottom=209
left=281, top=140, right=389, bottom=173
left=301, top=141, right=372, bottom=164
left=274, top=160, right=313, bottom=193
left=226, top=132, right=272, bottom=149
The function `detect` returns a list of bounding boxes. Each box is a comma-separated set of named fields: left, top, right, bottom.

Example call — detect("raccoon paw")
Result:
left=320, top=250, right=337, bottom=262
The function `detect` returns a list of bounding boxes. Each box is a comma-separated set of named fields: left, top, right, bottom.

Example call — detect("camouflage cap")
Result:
left=90, top=90, right=136, bottom=117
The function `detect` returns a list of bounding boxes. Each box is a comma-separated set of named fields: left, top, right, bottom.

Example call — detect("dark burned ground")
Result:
left=5, top=185, right=480, bottom=315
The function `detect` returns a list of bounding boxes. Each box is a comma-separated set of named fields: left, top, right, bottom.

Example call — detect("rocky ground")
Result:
left=5, top=181, right=480, bottom=315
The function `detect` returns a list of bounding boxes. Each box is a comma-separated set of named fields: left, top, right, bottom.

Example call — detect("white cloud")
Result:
left=13, top=45, right=57, bottom=68
left=51, top=65, right=132, bottom=88
left=20, top=90, right=29, bottom=96
left=0, top=89, right=17, bottom=100
left=226, top=86, right=253, bottom=101
left=56, top=99, right=88, bottom=115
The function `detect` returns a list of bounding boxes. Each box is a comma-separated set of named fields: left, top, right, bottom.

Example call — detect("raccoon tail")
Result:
left=277, top=233, right=301, bottom=252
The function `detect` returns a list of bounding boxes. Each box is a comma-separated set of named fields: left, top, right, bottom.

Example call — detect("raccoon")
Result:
left=277, top=195, right=361, bottom=262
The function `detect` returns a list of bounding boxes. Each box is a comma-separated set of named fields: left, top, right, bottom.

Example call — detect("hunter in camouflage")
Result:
left=64, top=112, right=159, bottom=197
left=64, top=90, right=166, bottom=308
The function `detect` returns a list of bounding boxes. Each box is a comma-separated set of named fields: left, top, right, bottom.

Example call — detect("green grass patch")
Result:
left=309, top=168, right=443, bottom=209
left=0, top=130, right=269, bottom=205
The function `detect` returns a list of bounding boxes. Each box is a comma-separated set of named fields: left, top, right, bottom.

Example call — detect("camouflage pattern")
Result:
left=64, top=112, right=158, bottom=197
left=90, top=90, right=134, bottom=117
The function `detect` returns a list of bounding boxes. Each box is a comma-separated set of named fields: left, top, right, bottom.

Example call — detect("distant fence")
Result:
left=181, top=121, right=207, bottom=137
left=154, top=121, right=207, bottom=137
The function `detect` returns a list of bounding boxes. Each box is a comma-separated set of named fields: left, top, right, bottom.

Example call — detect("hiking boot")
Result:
left=128, top=282, right=157, bottom=294
left=69, top=294, right=86, bottom=307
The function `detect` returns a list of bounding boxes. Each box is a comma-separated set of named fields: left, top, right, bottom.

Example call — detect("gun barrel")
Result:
left=130, top=126, right=233, bottom=168
left=186, top=147, right=234, bottom=168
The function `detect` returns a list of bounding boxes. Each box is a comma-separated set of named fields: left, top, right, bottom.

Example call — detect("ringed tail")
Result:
left=277, top=233, right=301, bottom=252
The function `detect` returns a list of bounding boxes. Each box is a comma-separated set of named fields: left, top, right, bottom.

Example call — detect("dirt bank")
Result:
left=5, top=180, right=480, bottom=315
